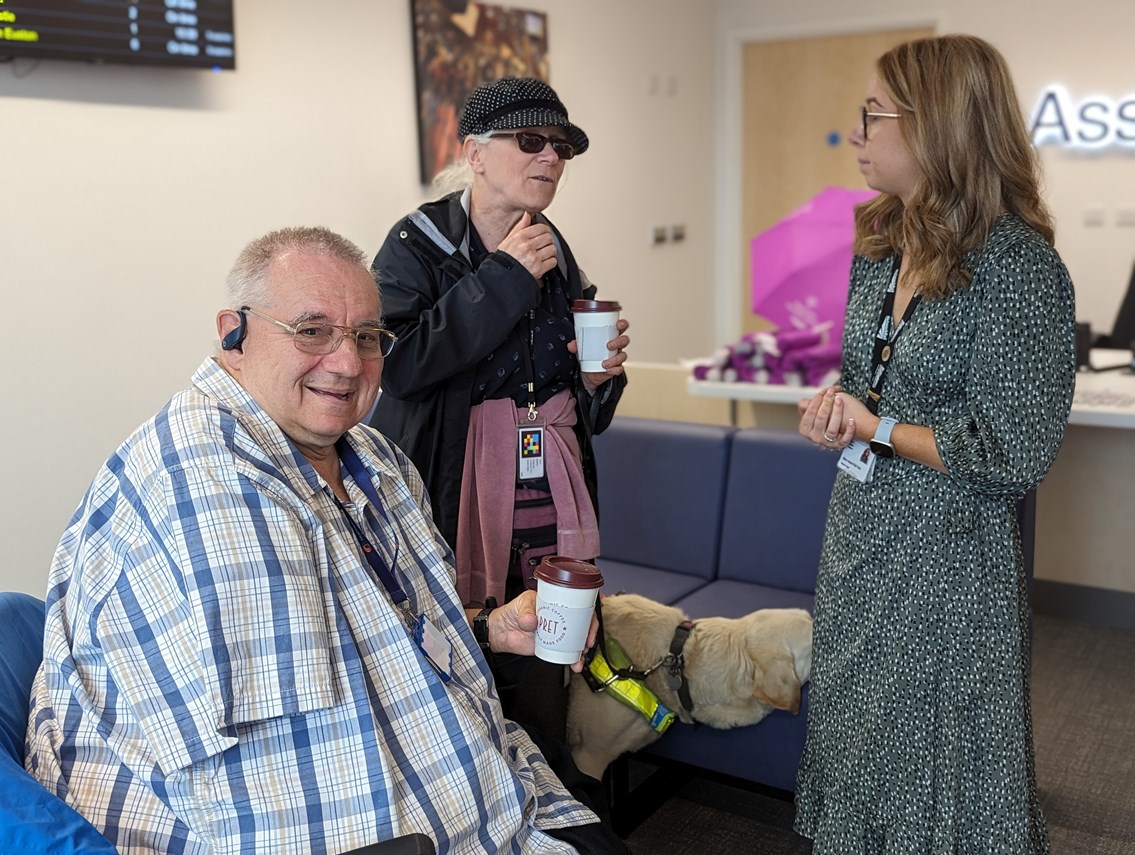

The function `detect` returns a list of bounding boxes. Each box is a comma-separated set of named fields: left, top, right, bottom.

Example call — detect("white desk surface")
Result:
left=687, top=349, right=1135, bottom=430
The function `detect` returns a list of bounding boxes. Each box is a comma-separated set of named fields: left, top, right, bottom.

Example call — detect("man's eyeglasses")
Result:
left=240, top=306, right=396, bottom=359
left=489, top=131, right=576, bottom=160
left=861, top=106, right=902, bottom=139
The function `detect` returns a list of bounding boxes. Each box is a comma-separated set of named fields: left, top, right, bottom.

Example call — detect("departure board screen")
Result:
left=0, top=1, right=236, bottom=70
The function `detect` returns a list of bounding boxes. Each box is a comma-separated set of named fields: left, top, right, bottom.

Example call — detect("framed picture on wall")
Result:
left=410, top=0, right=550, bottom=185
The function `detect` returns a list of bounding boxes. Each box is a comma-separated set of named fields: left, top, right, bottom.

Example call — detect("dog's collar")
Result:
left=664, top=620, right=697, bottom=717
left=584, top=638, right=677, bottom=734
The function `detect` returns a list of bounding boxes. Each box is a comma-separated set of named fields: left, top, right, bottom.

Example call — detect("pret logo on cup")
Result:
left=532, top=555, right=604, bottom=665
left=536, top=604, right=568, bottom=645
left=571, top=299, right=621, bottom=372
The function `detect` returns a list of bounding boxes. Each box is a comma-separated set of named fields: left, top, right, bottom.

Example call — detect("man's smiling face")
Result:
left=222, top=250, right=382, bottom=462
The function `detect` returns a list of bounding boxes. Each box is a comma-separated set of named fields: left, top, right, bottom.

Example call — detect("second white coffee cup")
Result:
left=572, top=299, right=621, bottom=372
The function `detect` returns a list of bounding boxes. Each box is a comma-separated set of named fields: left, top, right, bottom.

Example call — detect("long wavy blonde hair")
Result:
left=854, top=34, right=1054, bottom=299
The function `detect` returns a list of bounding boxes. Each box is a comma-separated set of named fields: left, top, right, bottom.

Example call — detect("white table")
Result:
left=687, top=348, right=1135, bottom=429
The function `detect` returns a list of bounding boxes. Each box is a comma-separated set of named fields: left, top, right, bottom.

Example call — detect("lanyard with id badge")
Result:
left=517, top=309, right=546, bottom=482
left=838, top=259, right=920, bottom=484
left=335, top=439, right=454, bottom=681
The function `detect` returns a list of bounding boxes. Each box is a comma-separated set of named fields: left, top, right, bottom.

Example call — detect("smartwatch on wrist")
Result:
left=473, top=597, right=497, bottom=651
left=869, top=417, right=899, bottom=459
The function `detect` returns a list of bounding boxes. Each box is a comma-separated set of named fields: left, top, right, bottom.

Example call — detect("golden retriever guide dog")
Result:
left=566, top=593, right=813, bottom=780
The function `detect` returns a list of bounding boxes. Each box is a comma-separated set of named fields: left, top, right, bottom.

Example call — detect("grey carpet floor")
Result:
left=625, top=614, right=1135, bottom=854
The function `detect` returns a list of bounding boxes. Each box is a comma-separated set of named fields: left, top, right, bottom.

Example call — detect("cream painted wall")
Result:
left=1, top=0, right=715, bottom=595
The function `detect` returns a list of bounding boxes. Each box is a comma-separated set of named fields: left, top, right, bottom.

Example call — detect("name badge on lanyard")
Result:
left=837, top=439, right=876, bottom=483
left=518, top=425, right=546, bottom=481
left=414, top=614, right=453, bottom=682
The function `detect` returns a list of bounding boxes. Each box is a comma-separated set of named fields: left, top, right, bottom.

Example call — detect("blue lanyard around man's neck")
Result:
left=334, top=438, right=413, bottom=628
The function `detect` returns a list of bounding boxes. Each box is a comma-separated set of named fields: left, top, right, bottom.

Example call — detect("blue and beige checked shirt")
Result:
left=26, top=358, right=595, bottom=854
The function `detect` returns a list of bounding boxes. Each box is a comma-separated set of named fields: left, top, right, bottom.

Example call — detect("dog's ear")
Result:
left=752, top=651, right=803, bottom=714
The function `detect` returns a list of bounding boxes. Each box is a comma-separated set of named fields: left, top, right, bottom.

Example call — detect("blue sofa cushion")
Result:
left=672, top=579, right=814, bottom=620
left=594, top=418, right=734, bottom=580
left=596, top=559, right=711, bottom=605
left=0, top=592, right=44, bottom=763
left=640, top=683, right=811, bottom=793
left=0, top=592, right=116, bottom=854
left=716, top=428, right=837, bottom=592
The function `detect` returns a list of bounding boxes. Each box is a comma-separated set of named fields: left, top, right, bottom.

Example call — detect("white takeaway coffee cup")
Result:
left=532, top=556, right=604, bottom=664
left=572, top=299, right=622, bottom=372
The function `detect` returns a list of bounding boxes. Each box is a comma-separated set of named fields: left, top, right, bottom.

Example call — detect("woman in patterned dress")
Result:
left=794, top=35, right=1075, bottom=853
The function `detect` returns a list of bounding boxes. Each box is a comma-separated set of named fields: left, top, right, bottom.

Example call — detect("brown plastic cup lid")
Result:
left=533, top=556, right=605, bottom=589
left=571, top=299, right=621, bottom=313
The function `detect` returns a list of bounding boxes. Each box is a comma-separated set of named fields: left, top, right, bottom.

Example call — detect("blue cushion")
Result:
left=716, top=428, right=837, bottom=591
left=672, top=579, right=814, bottom=620
left=593, top=418, right=734, bottom=579
left=0, top=592, right=46, bottom=764
left=596, top=559, right=711, bottom=605
left=640, top=683, right=811, bottom=792
left=0, top=592, right=116, bottom=853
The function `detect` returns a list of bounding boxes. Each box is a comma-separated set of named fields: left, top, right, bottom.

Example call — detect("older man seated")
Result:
left=25, top=226, right=627, bottom=854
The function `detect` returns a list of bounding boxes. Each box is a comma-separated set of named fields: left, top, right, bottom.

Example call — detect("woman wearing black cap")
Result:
left=369, top=77, right=629, bottom=744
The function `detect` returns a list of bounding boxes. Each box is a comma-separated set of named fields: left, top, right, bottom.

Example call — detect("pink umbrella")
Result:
left=751, top=186, right=877, bottom=343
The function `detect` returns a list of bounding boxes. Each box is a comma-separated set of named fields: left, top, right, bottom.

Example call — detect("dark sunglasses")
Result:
left=489, top=131, right=576, bottom=160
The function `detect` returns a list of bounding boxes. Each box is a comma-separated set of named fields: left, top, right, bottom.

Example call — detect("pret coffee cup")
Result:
left=532, top=556, right=604, bottom=664
left=572, top=299, right=622, bottom=372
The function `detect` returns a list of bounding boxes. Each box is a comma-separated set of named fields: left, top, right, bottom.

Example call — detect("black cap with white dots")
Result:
left=457, top=77, right=589, bottom=156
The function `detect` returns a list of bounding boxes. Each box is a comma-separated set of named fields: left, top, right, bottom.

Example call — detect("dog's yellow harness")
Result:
left=584, top=636, right=677, bottom=734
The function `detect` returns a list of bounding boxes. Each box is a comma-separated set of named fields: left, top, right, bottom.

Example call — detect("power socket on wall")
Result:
left=649, top=225, right=686, bottom=245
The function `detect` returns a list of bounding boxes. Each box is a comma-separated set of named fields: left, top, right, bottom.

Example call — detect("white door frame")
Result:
left=712, top=15, right=940, bottom=347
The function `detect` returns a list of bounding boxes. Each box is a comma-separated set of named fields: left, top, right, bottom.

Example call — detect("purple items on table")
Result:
left=690, top=326, right=841, bottom=387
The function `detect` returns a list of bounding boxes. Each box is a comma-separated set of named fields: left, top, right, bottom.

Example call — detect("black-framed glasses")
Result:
left=861, top=106, right=902, bottom=139
left=241, top=306, right=396, bottom=359
left=489, top=131, right=576, bottom=160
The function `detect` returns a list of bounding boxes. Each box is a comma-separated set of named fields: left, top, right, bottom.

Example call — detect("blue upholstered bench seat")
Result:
left=591, top=417, right=836, bottom=794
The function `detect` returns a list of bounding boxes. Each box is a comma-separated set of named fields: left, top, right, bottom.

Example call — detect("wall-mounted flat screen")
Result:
left=0, top=1, right=236, bottom=70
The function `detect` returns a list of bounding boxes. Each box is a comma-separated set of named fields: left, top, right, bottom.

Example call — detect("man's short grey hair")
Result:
left=226, top=226, right=374, bottom=308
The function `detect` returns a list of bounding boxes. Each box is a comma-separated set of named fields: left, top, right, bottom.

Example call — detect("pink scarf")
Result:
left=455, top=389, right=601, bottom=607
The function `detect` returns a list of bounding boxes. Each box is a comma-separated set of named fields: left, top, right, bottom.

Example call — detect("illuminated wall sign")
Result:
left=1030, top=85, right=1135, bottom=149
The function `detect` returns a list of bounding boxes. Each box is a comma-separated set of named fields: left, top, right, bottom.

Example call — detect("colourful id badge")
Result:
left=518, top=426, right=545, bottom=481
left=837, top=439, right=876, bottom=483
left=414, top=615, right=453, bottom=682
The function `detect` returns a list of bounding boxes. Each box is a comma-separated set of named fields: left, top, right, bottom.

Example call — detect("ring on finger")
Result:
left=822, top=432, right=837, bottom=444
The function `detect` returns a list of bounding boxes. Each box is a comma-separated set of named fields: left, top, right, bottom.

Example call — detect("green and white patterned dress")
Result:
left=794, top=215, right=1076, bottom=854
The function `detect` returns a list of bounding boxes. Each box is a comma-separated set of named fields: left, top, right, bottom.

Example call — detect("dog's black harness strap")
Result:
left=591, top=596, right=654, bottom=681
left=667, top=621, right=696, bottom=716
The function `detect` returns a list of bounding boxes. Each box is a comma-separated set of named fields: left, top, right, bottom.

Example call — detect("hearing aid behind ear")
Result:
left=221, top=309, right=247, bottom=352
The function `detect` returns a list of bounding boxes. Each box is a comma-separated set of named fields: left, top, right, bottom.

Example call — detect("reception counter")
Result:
left=687, top=349, right=1135, bottom=429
